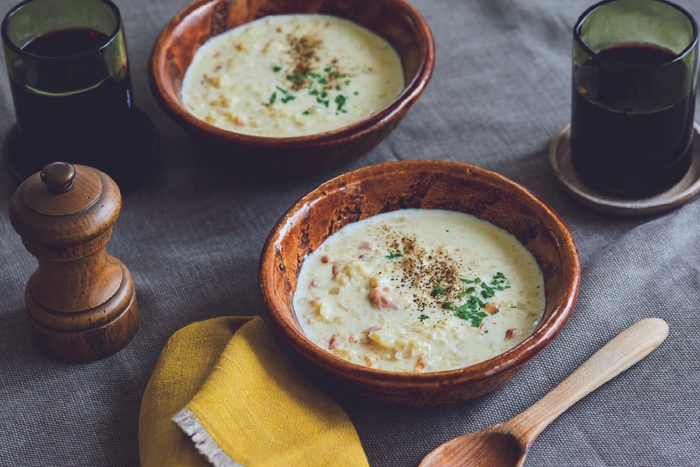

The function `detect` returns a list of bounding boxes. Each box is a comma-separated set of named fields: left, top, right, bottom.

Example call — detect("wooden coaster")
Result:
left=549, top=122, right=700, bottom=216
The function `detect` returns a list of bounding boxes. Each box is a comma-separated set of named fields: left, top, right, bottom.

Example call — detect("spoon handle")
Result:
left=506, top=318, right=668, bottom=444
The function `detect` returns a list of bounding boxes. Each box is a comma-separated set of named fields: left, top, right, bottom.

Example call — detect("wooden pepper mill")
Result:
left=9, top=162, right=138, bottom=363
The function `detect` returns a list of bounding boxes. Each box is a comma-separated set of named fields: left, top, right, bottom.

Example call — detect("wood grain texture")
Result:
left=8, top=164, right=139, bottom=364
left=259, top=160, right=581, bottom=405
left=419, top=318, right=669, bottom=467
left=149, top=0, right=435, bottom=176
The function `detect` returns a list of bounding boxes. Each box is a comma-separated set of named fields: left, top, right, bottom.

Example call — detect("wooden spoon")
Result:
left=419, top=318, right=669, bottom=467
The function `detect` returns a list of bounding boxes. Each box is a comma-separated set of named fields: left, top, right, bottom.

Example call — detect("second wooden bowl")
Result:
left=150, top=0, right=435, bottom=176
left=259, top=160, right=581, bottom=405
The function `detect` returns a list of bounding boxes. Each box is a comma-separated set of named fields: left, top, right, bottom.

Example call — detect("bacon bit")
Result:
left=359, top=241, right=373, bottom=250
left=362, top=325, right=382, bottom=345
left=484, top=302, right=500, bottom=315
left=213, top=51, right=220, bottom=58
left=414, top=353, right=427, bottom=372
left=348, top=334, right=358, bottom=343
left=332, top=264, right=338, bottom=279
left=321, top=255, right=330, bottom=263
left=276, top=27, right=283, bottom=33
left=368, top=287, right=398, bottom=310
left=505, top=328, right=521, bottom=339
left=328, top=334, right=339, bottom=350
left=310, top=279, right=318, bottom=288
left=214, top=64, right=222, bottom=71
left=478, top=322, right=486, bottom=335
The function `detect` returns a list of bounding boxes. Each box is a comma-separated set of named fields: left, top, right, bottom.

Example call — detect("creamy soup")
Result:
left=181, top=14, right=404, bottom=137
left=293, top=209, right=546, bottom=373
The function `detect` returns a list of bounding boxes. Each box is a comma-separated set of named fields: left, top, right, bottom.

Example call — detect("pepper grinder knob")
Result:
left=9, top=164, right=139, bottom=363
left=40, top=162, right=76, bottom=194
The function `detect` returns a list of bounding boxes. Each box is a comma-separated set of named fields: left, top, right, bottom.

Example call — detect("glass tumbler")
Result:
left=1, top=0, right=133, bottom=177
left=571, top=0, right=698, bottom=197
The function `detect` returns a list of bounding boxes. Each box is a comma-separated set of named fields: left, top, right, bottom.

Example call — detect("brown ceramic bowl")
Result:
left=150, top=0, right=435, bottom=176
left=260, top=160, right=580, bottom=405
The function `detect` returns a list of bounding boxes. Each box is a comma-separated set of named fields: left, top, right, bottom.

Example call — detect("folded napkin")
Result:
left=139, top=316, right=369, bottom=467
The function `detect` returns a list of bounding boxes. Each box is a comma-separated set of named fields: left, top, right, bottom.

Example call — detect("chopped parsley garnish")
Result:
left=490, top=271, right=510, bottom=291
left=269, top=92, right=277, bottom=104
left=385, top=252, right=403, bottom=260
left=431, top=285, right=446, bottom=297
left=281, top=94, right=295, bottom=104
left=335, top=94, right=347, bottom=112
left=480, top=282, right=495, bottom=299
left=318, top=77, right=329, bottom=85
left=309, top=89, right=319, bottom=96
left=442, top=273, right=508, bottom=327
left=418, top=314, right=429, bottom=322
left=272, top=65, right=282, bottom=72
left=302, top=110, right=310, bottom=115
left=354, top=91, right=359, bottom=95
left=436, top=278, right=443, bottom=283
left=275, top=86, right=290, bottom=95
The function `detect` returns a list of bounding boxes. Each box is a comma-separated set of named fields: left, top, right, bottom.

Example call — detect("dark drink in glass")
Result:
left=571, top=0, right=698, bottom=197
left=2, top=0, right=134, bottom=180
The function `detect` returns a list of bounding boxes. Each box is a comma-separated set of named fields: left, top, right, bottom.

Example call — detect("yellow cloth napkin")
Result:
left=139, top=316, right=369, bottom=467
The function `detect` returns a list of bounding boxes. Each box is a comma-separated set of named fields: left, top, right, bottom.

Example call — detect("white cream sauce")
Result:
left=181, top=14, right=404, bottom=137
left=293, top=209, right=546, bottom=373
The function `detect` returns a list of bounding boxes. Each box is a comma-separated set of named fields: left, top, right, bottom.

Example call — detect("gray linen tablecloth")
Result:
left=1, top=0, right=699, bottom=465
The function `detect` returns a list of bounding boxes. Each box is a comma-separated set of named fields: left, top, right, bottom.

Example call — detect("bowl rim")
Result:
left=259, top=160, right=581, bottom=390
left=149, top=0, right=436, bottom=147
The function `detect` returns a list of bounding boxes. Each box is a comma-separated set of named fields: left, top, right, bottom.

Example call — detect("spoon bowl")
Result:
left=419, top=318, right=669, bottom=467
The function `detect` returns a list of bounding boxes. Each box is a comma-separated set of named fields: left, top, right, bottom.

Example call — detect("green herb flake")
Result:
left=286, top=75, right=293, bottom=81
left=442, top=302, right=454, bottom=310
left=436, top=278, right=443, bottom=283
left=335, top=85, right=341, bottom=90
left=324, top=67, right=333, bottom=73
left=354, top=91, right=359, bottom=95
left=431, top=285, right=446, bottom=297
left=318, top=78, right=329, bottom=85
left=385, top=252, right=403, bottom=260
left=459, top=278, right=475, bottom=284
left=272, top=65, right=282, bottom=72
left=268, top=92, right=277, bottom=104
left=309, top=89, right=319, bottom=96
left=335, top=94, right=347, bottom=111
left=281, top=94, right=295, bottom=104
left=418, top=314, right=429, bottom=322
left=344, top=79, right=351, bottom=85
left=302, top=110, right=310, bottom=115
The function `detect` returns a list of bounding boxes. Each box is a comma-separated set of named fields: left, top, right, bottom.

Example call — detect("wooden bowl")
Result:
left=260, top=160, right=580, bottom=405
left=150, top=0, right=435, bottom=176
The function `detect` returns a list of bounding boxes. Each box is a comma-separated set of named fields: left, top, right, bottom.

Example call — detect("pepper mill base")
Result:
left=25, top=264, right=139, bottom=364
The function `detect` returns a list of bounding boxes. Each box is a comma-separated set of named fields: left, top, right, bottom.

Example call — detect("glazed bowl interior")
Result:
left=151, top=0, right=434, bottom=144
left=260, top=160, right=580, bottom=405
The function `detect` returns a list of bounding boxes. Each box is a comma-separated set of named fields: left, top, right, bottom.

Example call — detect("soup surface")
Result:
left=181, top=14, right=404, bottom=137
left=293, top=209, right=546, bottom=373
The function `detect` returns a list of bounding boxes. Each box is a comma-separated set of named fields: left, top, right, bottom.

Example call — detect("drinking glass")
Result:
left=2, top=0, right=133, bottom=178
left=571, top=0, right=698, bottom=196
